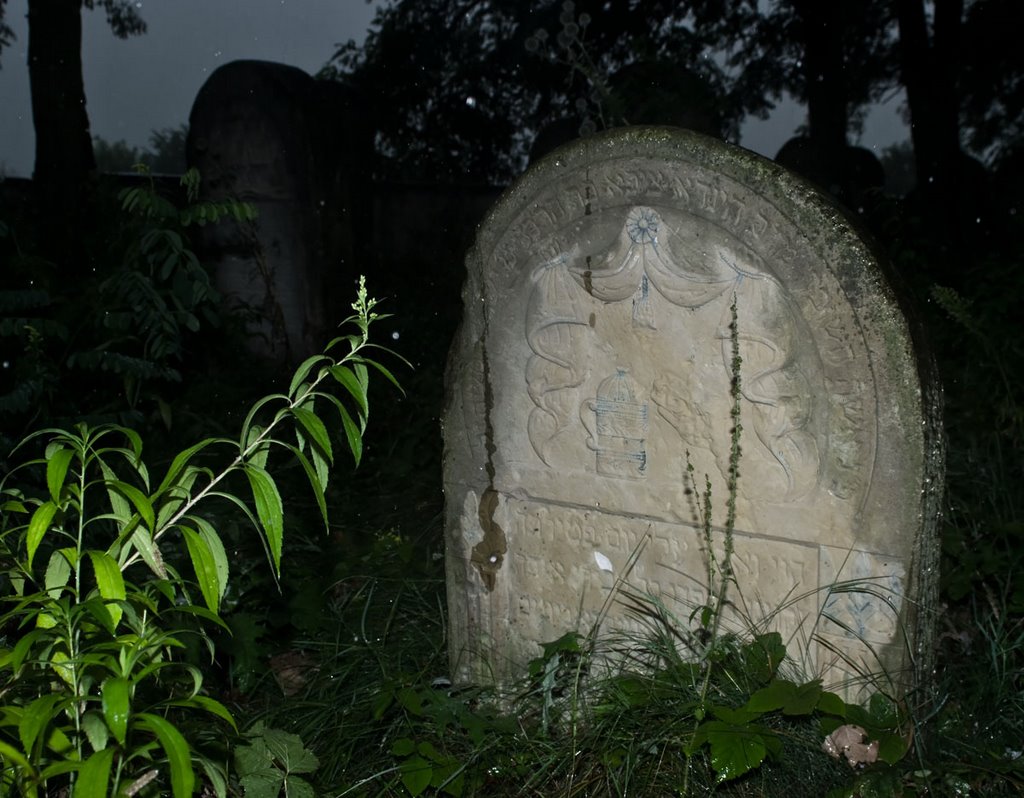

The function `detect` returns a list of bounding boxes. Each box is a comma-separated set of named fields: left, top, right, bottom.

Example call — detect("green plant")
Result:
left=0, top=167, right=257, bottom=451
left=234, top=721, right=320, bottom=798
left=0, top=279, right=401, bottom=796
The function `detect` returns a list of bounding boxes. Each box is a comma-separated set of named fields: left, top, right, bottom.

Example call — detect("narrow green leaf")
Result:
left=288, top=445, right=328, bottom=532
left=239, top=394, right=287, bottom=454
left=327, top=364, right=369, bottom=417
left=127, top=526, right=168, bottom=579
left=99, top=460, right=132, bottom=524
left=0, top=740, right=33, bottom=772
left=291, top=406, right=333, bottom=464
left=111, top=480, right=156, bottom=533
left=75, top=747, right=115, bottom=797
left=45, top=448, right=74, bottom=503
left=362, top=355, right=405, bottom=393
left=155, top=438, right=218, bottom=496
left=244, top=465, right=284, bottom=575
left=288, top=354, right=326, bottom=399
left=102, top=677, right=130, bottom=746
left=44, top=549, right=72, bottom=599
left=87, top=550, right=126, bottom=601
left=82, top=711, right=109, bottom=753
left=169, top=695, right=237, bottom=732
left=338, top=404, right=363, bottom=466
left=26, top=501, right=58, bottom=571
left=245, top=424, right=270, bottom=471
left=181, top=526, right=223, bottom=613
left=191, top=517, right=229, bottom=603
left=19, top=694, right=63, bottom=756
left=136, top=713, right=195, bottom=798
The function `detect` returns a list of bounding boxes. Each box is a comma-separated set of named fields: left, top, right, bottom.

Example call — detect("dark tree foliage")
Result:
left=958, top=0, right=1024, bottom=163
left=323, top=0, right=763, bottom=184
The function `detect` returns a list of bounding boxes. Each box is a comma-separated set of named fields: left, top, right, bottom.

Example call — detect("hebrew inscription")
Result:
left=444, top=127, right=941, bottom=699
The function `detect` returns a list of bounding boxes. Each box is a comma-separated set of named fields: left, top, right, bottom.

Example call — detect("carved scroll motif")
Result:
left=525, top=205, right=823, bottom=500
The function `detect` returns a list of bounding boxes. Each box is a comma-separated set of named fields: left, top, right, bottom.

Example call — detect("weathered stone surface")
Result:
left=443, top=127, right=942, bottom=697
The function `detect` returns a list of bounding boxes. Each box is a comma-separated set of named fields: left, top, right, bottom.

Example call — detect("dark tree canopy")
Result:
left=328, top=0, right=1022, bottom=192
left=323, top=0, right=765, bottom=184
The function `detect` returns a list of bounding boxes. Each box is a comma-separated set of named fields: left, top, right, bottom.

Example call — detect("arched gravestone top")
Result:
left=443, top=126, right=943, bottom=698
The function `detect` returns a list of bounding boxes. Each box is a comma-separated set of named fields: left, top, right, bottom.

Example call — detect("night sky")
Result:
left=0, top=0, right=908, bottom=178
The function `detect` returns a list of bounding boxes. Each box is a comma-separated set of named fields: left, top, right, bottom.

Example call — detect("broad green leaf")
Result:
left=291, top=406, right=333, bottom=464
left=781, top=679, right=822, bottom=716
left=50, top=650, right=75, bottom=688
left=699, top=720, right=770, bottom=783
left=876, top=730, right=909, bottom=764
left=87, top=550, right=126, bottom=601
left=400, top=755, right=433, bottom=796
left=19, top=694, right=63, bottom=755
left=392, top=738, right=416, bottom=757
left=102, top=677, right=130, bottom=746
left=136, top=713, right=195, bottom=798
left=287, top=777, right=317, bottom=798
left=44, top=549, right=72, bottom=599
left=710, top=705, right=759, bottom=725
left=45, top=448, right=74, bottom=503
left=327, top=364, right=369, bottom=417
left=239, top=772, right=284, bottom=798
left=75, top=747, right=115, bottom=798
left=26, top=500, right=58, bottom=571
left=817, top=691, right=848, bottom=717
left=261, top=725, right=319, bottom=774
left=181, top=527, right=223, bottom=613
left=81, top=597, right=116, bottom=636
left=244, top=465, right=284, bottom=575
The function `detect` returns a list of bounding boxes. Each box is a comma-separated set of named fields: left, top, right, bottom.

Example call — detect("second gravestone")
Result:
left=443, top=127, right=942, bottom=697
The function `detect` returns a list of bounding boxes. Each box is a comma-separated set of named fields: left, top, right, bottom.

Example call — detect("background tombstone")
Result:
left=443, top=126, right=943, bottom=698
left=187, top=60, right=369, bottom=363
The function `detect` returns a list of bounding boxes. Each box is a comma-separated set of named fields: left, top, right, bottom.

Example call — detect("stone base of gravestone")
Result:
left=443, top=126, right=943, bottom=700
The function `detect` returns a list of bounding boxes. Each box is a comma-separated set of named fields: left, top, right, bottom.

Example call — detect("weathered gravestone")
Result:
left=188, top=60, right=370, bottom=362
left=443, top=127, right=943, bottom=697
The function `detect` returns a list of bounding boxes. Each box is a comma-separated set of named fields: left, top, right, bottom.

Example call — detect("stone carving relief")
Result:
left=524, top=205, right=823, bottom=504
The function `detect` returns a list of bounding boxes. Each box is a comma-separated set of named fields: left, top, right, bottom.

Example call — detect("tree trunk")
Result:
left=27, top=0, right=96, bottom=264
left=793, top=0, right=848, bottom=167
left=896, top=0, right=964, bottom=255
